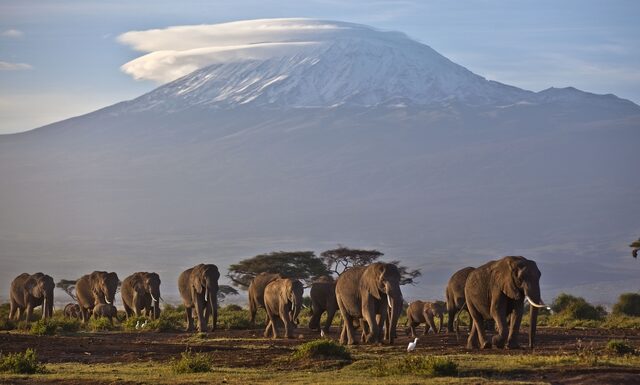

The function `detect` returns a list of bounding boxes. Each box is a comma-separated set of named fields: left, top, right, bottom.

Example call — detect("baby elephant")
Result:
left=405, top=300, right=446, bottom=338
left=92, top=303, right=118, bottom=325
left=63, top=303, right=81, bottom=319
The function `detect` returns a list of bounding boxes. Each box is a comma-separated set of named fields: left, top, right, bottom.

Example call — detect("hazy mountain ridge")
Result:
left=1, top=19, right=639, bottom=303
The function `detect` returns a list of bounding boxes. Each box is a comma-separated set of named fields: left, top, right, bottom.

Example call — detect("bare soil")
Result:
left=1, top=327, right=639, bottom=384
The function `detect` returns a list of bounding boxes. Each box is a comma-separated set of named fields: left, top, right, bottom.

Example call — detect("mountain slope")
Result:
left=1, top=19, right=639, bottom=304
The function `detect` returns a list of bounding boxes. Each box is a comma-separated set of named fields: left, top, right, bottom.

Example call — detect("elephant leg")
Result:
left=249, top=298, right=257, bottom=327
left=324, top=307, right=336, bottom=334
left=9, top=301, right=18, bottom=321
left=339, top=320, right=347, bottom=344
left=25, top=304, right=34, bottom=322
left=263, top=318, right=272, bottom=338
left=409, top=319, right=417, bottom=338
left=425, top=312, right=437, bottom=335
left=194, top=291, right=206, bottom=332
left=279, top=303, right=293, bottom=339
left=507, top=301, right=524, bottom=349
left=466, top=322, right=479, bottom=349
left=438, top=315, right=444, bottom=333
left=467, top=303, right=489, bottom=349
left=308, top=304, right=322, bottom=331
left=491, top=300, right=509, bottom=348
left=185, top=306, right=195, bottom=332
left=447, top=308, right=456, bottom=333
left=363, top=305, right=379, bottom=344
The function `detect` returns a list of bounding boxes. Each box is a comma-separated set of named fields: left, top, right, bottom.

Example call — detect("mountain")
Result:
left=1, top=19, right=639, bottom=305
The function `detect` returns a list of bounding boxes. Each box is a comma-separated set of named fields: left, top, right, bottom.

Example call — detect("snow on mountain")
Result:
left=1, top=19, right=639, bottom=303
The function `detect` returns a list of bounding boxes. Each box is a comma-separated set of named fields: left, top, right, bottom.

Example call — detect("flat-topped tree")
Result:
left=227, top=251, right=330, bottom=289
left=630, top=238, right=640, bottom=258
left=56, top=279, right=78, bottom=302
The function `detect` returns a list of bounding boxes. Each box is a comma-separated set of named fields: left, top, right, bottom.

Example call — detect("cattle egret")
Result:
left=135, top=320, right=141, bottom=330
left=407, top=337, right=418, bottom=352
left=141, top=320, right=148, bottom=328
left=320, top=329, right=325, bottom=338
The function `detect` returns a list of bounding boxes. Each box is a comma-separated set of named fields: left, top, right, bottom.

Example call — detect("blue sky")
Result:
left=1, top=0, right=639, bottom=134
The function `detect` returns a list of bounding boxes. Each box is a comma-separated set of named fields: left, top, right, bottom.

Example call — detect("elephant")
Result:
left=76, top=271, right=119, bottom=323
left=308, top=276, right=338, bottom=334
left=178, top=264, right=220, bottom=332
left=9, top=273, right=55, bottom=321
left=63, top=303, right=81, bottom=319
left=405, top=300, right=445, bottom=338
left=263, top=277, right=304, bottom=339
left=445, top=266, right=475, bottom=333
left=93, top=303, right=118, bottom=325
left=335, top=262, right=403, bottom=345
left=248, top=272, right=283, bottom=326
left=464, top=256, right=546, bottom=349
left=121, top=272, right=161, bottom=320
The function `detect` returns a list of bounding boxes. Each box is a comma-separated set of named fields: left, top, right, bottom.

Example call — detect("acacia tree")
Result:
left=217, top=285, right=239, bottom=303
left=630, top=238, right=640, bottom=258
left=56, top=279, right=78, bottom=301
left=320, top=246, right=421, bottom=285
left=227, top=251, right=330, bottom=289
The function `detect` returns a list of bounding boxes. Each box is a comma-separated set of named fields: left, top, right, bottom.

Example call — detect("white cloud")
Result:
left=117, top=18, right=380, bottom=83
left=0, top=61, right=32, bottom=71
left=1, top=29, right=24, bottom=38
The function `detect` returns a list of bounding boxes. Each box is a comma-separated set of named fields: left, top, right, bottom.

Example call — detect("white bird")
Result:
left=135, top=320, right=141, bottom=330
left=320, top=329, right=326, bottom=338
left=407, top=337, right=418, bottom=352
left=141, top=320, right=148, bottom=328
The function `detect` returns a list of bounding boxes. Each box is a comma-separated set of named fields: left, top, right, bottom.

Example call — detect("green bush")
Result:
left=53, top=317, right=81, bottom=333
left=292, top=339, right=352, bottom=361
left=551, top=293, right=606, bottom=321
left=371, top=355, right=458, bottom=377
left=0, top=303, right=10, bottom=319
left=0, top=318, right=16, bottom=331
left=223, top=304, right=243, bottom=311
left=613, top=293, right=640, bottom=317
left=217, top=308, right=252, bottom=330
left=0, top=349, right=46, bottom=374
left=88, top=317, right=116, bottom=332
left=29, top=319, right=57, bottom=336
left=601, top=315, right=640, bottom=329
left=171, top=350, right=212, bottom=374
left=154, top=310, right=185, bottom=332
left=606, top=340, right=636, bottom=355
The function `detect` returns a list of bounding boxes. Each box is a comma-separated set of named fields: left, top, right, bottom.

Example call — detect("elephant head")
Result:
left=91, top=271, right=119, bottom=305
left=142, top=272, right=161, bottom=319
left=27, top=273, right=54, bottom=319
left=190, top=264, right=220, bottom=326
left=498, top=256, right=545, bottom=348
left=363, top=262, right=403, bottom=343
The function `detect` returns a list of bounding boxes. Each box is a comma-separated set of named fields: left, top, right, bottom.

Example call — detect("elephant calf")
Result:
left=405, top=300, right=445, bottom=338
left=263, top=278, right=303, bottom=339
left=308, top=276, right=338, bottom=334
left=63, top=303, right=81, bottom=319
left=93, top=303, right=118, bottom=324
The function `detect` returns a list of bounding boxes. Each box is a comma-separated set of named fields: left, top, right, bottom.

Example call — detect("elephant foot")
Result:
left=480, top=341, right=492, bottom=349
left=492, top=335, right=506, bottom=349
left=506, top=340, right=521, bottom=350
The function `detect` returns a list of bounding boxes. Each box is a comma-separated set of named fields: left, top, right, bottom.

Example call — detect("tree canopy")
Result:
left=320, top=246, right=421, bottom=285
left=227, top=251, right=330, bottom=289
left=630, top=237, right=640, bottom=258
left=217, top=285, right=239, bottom=303
left=56, top=279, right=78, bottom=301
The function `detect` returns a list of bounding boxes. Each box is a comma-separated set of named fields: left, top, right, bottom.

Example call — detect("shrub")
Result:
left=223, top=304, right=243, bottom=312
left=217, top=308, right=252, bottom=330
left=171, top=350, right=212, bottom=374
left=292, top=339, right=352, bottom=361
left=601, top=314, right=640, bottom=329
left=154, top=311, right=184, bottom=332
left=612, top=293, right=640, bottom=317
left=29, top=319, right=57, bottom=336
left=88, top=317, right=116, bottom=332
left=54, top=317, right=81, bottom=333
left=0, top=318, right=16, bottom=331
left=0, top=349, right=46, bottom=374
left=551, top=293, right=605, bottom=321
left=371, top=355, right=458, bottom=377
left=606, top=340, right=636, bottom=355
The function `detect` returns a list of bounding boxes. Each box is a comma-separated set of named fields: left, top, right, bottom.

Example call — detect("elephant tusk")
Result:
left=104, top=296, right=112, bottom=305
left=525, top=296, right=549, bottom=309
left=151, top=294, right=158, bottom=303
left=387, top=294, right=392, bottom=309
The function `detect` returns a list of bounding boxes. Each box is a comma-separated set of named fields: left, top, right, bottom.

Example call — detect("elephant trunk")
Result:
left=524, top=286, right=544, bottom=348
left=386, top=288, right=403, bottom=344
left=150, top=288, right=161, bottom=319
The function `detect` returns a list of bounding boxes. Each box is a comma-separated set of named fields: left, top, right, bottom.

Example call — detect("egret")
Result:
left=407, top=337, right=418, bottom=352
left=141, top=320, right=148, bottom=328
left=135, top=320, right=141, bottom=330
left=320, top=329, right=325, bottom=338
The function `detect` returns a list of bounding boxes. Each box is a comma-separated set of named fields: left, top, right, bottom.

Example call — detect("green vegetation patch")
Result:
left=29, top=319, right=58, bottom=336
left=0, top=349, right=46, bottom=374
left=371, top=355, right=458, bottom=377
left=292, top=339, right=352, bottom=361
left=613, top=293, right=640, bottom=317
left=88, top=316, right=116, bottom=332
left=606, top=340, right=637, bottom=355
left=171, top=350, right=213, bottom=374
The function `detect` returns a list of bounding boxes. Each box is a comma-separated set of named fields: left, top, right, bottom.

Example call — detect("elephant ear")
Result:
left=191, top=265, right=206, bottom=293
left=363, top=264, right=384, bottom=300
left=148, top=272, right=161, bottom=284
left=499, top=257, right=524, bottom=300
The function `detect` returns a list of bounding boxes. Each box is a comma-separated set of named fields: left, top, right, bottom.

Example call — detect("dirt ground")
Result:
left=1, top=327, right=639, bottom=384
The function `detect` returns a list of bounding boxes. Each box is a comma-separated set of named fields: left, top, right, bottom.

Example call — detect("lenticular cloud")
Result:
left=118, top=18, right=371, bottom=83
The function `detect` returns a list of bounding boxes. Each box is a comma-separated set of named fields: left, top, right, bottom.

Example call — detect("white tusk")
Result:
left=104, top=297, right=112, bottom=305
left=151, top=294, right=158, bottom=303
left=525, top=295, right=548, bottom=309
left=387, top=294, right=392, bottom=309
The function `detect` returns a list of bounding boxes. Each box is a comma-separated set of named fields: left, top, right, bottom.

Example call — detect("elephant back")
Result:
left=335, top=266, right=367, bottom=317
left=249, top=272, right=283, bottom=308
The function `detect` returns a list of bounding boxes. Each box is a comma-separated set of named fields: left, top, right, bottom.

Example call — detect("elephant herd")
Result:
left=7, top=256, right=546, bottom=350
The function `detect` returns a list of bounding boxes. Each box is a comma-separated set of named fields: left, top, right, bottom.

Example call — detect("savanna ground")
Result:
left=1, top=322, right=639, bottom=385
